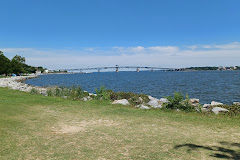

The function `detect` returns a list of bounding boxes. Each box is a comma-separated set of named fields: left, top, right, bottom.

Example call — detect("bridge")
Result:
left=58, top=65, right=176, bottom=73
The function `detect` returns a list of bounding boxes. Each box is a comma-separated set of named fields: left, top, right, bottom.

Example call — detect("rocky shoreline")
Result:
left=1, top=76, right=239, bottom=115
left=0, top=75, right=47, bottom=95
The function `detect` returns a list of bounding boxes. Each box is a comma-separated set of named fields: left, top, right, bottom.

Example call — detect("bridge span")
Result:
left=58, top=65, right=176, bottom=73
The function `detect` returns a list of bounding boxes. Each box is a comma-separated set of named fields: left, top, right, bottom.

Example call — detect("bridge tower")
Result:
left=115, top=65, right=119, bottom=73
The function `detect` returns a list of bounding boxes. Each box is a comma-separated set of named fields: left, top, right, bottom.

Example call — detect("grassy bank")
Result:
left=0, top=88, right=240, bottom=159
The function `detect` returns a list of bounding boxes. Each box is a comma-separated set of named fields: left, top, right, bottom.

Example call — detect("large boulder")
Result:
left=201, top=104, right=211, bottom=112
left=147, top=96, right=162, bottom=108
left=189, top=98, right=200, bottom=107
left=211, top=101, right=223, bottom=106
left=212, top=107, right=229, bottom=114
left=159, top=98, right=169, bottom=104
left=112, top=99, right=130, bottom=105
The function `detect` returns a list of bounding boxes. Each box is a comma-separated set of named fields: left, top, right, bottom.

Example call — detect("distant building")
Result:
left=43, top=70, right=49, bottom=74
left=35, top=70, right=41, bottom=75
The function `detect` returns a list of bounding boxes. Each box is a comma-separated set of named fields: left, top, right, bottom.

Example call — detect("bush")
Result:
left=30, top=88, right=39, bottom=94
left=165, top=91, right=195, bottom=112
left=46, top=85, right=88, bottom=100
left=106, top=90, right=150, bottom=105
left=95, top=86, right=110, bottom=101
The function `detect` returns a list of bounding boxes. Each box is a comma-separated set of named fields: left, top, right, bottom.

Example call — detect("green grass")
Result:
left=0, top=88, right=240, bottom=159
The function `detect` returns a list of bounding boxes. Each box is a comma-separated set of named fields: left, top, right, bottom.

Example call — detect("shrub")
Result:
left=128, top=95, right=142, bottom=106
left=165, top=91, right=195, bottom=112
left=30, top=88, right=39, bottom=94
left=165, top=91, right=184, bottom=110
left=46, top=85, right=88, bottom=100
left=47, top=88, right=54, bottom=96
left=95, top=86, right=110, bottom=101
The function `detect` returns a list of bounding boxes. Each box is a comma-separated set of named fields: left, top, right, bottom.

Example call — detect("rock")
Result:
left=201, top=108, right=209, bottom=112
left=89, top=93, right=96, bottom=96
left=189, top=98, right=199, bottom=104
left=202, top=104, right=211, bottom=112
left=136, top=105, right=141, bottom=108
left=83, top=97, right=88, bottom=101
left=147, top=96, right=162, bottom=108
left=112, top=99, right=130, bottom=105
left=211, top=101, right=223, bottom=106
left=138, top=97, right=143, bottom=102
left=212, top=107, right=229, bottom=114
left=87, top=96, right=93, bottom=101
left=203, top=104, right=211, bottom=108
left=140, top=105, right=150, bottom=110
left=233, top=102, right=240, bottom=105
left=148, top=99, right=162, bottom=108
left=159, top=98, right=169, bottom=104
left=148, top=96, right=154, bottom=100
left=151, top=104, right=162, bottom=109
left=189, top=98, right=200, bottom=106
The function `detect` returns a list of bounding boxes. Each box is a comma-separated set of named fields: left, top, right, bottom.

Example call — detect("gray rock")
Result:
left=159, top=98, right=169, bottom=104
left=87, top=96, right=93, bottom=101
left=211, top=101, right=223, bottom=106
left=233, top=102, right=240, bottom=105
left=83, top=97, right=88, bottom=102
left=140, top=105, right=150, bottom=110
left=147, top=97, right=162, bottom=108
left=203, top=104, right=211, bottom=108
left=201, top=107, right=209, bottom=112
left=189, top=98, right=200, bottom=107
left=202, top=104, right=211, bottom=112
left=112, top=99, right=130, bottom=105
left=212, top=107, right=229, bottom=114
left=189, top=98, right=199, bottom=104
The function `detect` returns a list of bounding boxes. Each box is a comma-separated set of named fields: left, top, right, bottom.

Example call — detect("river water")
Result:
left=26, top=70, right=240, bottom=104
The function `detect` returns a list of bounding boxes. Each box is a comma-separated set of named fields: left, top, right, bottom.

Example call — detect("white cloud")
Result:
left=1, top=42, right=240, bottom=69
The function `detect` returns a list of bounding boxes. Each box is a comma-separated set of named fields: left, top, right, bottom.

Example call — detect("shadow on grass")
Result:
left=174, top=141, right=240, bottom=159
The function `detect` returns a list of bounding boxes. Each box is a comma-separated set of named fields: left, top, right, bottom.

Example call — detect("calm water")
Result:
left=26, top=71, right=240, bottom=104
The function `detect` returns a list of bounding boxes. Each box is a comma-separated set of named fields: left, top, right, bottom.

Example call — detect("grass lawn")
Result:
left=0, top=87, right=240, bottom=160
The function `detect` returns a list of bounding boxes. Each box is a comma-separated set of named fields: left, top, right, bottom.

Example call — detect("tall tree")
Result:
left=0, top=51, right=11, bottom=74
left=13, top=55, right=25, bottom=64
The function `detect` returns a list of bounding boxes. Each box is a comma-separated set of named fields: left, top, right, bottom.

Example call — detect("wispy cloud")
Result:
left=1, top=42, right=240, bottom=69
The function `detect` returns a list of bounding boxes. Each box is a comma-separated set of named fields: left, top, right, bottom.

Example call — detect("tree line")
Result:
left=0, top=51, right=46, bottom=75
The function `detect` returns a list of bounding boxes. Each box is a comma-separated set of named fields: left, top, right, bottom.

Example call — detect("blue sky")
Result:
left=0, top=0, right=240, bottom=69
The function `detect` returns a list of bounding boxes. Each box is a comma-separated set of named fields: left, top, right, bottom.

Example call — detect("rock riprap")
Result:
left=0, top=75, right=48, bottom=95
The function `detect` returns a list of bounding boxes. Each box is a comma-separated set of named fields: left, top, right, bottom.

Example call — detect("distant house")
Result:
left=35, top=70, right=41, bottom=75
left=43, top=70, right=49, bottom=74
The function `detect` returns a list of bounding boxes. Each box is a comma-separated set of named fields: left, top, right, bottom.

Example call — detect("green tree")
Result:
left=0, top=51, right=11, bottom=74
left=10, top=55, right=26, bottom=74
left=13, top=55, right=25, bottom=64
